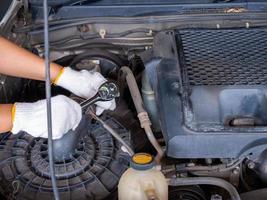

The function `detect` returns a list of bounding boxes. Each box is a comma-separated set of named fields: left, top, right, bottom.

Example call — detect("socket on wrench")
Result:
left=80, top=82, right=120, bottom=112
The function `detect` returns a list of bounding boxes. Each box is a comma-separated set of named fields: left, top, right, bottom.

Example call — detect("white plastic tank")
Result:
left=118, top=153, right=168, bottom=200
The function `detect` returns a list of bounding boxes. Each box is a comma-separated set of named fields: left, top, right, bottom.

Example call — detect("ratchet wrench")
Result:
left=80, top=82, right=120, bottom=112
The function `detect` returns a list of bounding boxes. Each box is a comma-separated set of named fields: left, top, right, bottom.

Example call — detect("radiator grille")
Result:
left=179, top=29, right=267, bottom=85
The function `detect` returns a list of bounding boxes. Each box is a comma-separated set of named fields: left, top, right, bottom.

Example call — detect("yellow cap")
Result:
left=132, top=153, right=153, bottom=165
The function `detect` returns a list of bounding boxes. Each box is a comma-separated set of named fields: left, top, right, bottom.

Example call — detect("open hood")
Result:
left=28, top=0, right=267, bottom=21
left=29, top=0, right=250, bottom=7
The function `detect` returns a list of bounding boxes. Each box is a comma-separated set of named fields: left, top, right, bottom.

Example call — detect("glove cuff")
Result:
left=53, top=67, right=65, bottom=85
left=54, top=67, right=85, bottom=96
left=11, top=104, right=16, bottom=124
left=54, top=67, right=76, bottom=89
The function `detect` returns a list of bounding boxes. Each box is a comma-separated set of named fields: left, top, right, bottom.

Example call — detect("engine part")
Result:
left=106, top=100, right=149, bottom=151
left=119, top=66, right=164, bottom=163
left=118, top=153, right=168, bottom=200
left=240, top=189, right=267, bottom=200
left=29, top=0, right=75, bottom=6
left=70, top=49, right=126, bottom=79
left=52, top=116, right=90, bottom=162
left=169, top=186, right=207, bottom=200
left=141, top=68, right=161, bottom=132
left=0, top=115, right=130, bottom=200
left=89, top=111, right=134, bottom=156
left=154, top=29, right=267, bottom=158
left=169, top=177, right=241, bottom=200
left=252, top=148, right=267, bottom=185
left=0, top=0, right=13, bottom=22
left=0, top=75, right=23, bottom=103
left=210, top=194, right=222, bottom=200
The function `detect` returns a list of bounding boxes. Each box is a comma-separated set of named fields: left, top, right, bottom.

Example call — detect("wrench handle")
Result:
left=80, top=97, right=100, bottom=111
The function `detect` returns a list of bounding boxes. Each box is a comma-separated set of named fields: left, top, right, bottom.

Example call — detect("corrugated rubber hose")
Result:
left=120, top=67, right=164, bottom=163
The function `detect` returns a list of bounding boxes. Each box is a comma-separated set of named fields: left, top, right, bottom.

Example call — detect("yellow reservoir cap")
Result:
left=132, top=153, right=153, bottom=165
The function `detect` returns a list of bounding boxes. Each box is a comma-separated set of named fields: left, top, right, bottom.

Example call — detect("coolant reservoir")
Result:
left=118, top=153, right=168, bottom=200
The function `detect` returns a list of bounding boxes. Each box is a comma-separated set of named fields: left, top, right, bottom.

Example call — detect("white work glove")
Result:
left=11, top=95, right=82, bottom=140
left=54, top=67, right=116, bottom=115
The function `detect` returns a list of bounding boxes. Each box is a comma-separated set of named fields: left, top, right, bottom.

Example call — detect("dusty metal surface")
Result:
left=180, top=29, right=267, bottom=86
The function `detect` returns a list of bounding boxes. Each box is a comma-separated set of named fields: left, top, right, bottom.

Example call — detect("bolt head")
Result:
left=171, top=82, right=180, bottom=91
left=232, top=167, right=240, bottom=175
left=247, top=161, right=256, bottom=169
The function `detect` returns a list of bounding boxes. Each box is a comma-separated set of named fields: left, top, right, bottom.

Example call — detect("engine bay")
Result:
left=1, top=1, right=267, bottom=199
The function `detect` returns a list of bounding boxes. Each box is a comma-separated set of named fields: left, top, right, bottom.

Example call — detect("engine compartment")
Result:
left=2, top=1, right=267, bottom=199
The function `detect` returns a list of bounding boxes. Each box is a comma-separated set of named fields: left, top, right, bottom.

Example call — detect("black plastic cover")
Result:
left=0, top=115, right=130, bottom=200
left=53, top=116, right=90, bottom=162
left=153, top=30, right=267, bottom=159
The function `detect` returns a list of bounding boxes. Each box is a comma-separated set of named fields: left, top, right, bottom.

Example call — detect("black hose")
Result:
left=43, top=0, right=60, bottom=199
left=169, top=177, right=241, bottom=200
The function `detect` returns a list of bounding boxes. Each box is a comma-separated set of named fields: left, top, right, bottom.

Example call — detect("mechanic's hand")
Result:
left=95, top=99, right=116, bottom=116
left=11, top=95, right=82, bottom=140
left=54, top=67, right=116, bottom=115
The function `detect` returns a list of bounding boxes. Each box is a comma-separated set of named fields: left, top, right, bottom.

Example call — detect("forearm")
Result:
left=0, top=104, right=13, bottom=133
left=0, top=37, right=62, bottom=82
